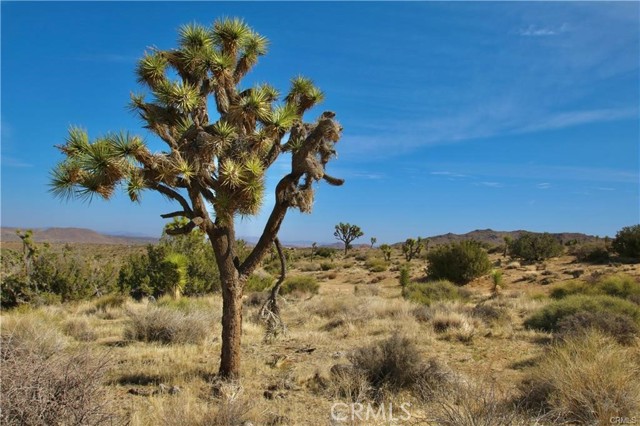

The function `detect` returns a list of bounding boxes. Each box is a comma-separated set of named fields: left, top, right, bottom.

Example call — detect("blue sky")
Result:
left=1, top=2, right=638, bottom=243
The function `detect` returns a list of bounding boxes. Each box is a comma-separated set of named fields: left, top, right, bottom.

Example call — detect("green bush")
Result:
left=556, top=311, right=639, bottom=345
left=612, top=224, right=640, bottom=259
left=549, top=274, right=640, bottom=302
left=524, top=295, right=640, bottom=332
left=245, top=273, right=274, bottom=292
left=95, top=293, right=128, bottom=312
left=399, top=265, right=410, bottom=288
left=509, top=232, right=564, bottom=261
left=281, top=275, right=319, bottom=295
left=426, top=241, right=491, bottom=285
left=365, top=257, right=388, bottom=273
left=402, top=280, right=466, bottom=306
left=315, top=247, right=336, bottom=258
left=571, top=242, right=610, bottom=263
left=320, top=261, right=334, bottom=271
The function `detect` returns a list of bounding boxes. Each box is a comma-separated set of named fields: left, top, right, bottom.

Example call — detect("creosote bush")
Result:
left=549, top=273, right=640, bottom=301
left=508, top=232, right=563, bottom=261
left=245, top=273, right=274, bottom=292
left=348, top=335, right=423, bottom=392
left=280, top=275, right=319, bottom=295
left=402, top=280, right=467, bottom=306
left=524, top=294, right=640, bottom=332
left=556, top=311, right=639, bottom=345
left=124, top=307, right=211, bottom=344
left=364, top=257, right=388, bottom=272
left=570, top=241, right=610, bottom=263
left=1, top=332, right=115, bottom=425
left=612, top=224, right=640, bottom=259
left=426, top=241, right=491, bottom=285
left=520, top=330, right=640, bottom=424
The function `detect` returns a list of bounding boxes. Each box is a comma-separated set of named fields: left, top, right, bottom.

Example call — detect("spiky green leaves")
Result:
left=212, top=17, right=251, bottom=56
left=136, top=52, right=168, bottom=88
left=179, top=23, right=212, bottom=50
left=153, top=80, right=200, bottom=113
left=50, top=128, right=146, bottom=202
left=218, top=155, right=266, bottom=215
left=285, top=76, right=324, bottom=114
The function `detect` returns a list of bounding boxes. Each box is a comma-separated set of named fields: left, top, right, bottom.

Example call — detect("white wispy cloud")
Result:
left=2, top=156, right=33, bottom=168
left=430, top=171, right=469, bottom=178
left=518, top=23, right=569, bottom=37
left=537, top=183, right=551, bottom=189
left=518, top=108, right=637, bottom=134
left=475, top=181, right=504, bottom=188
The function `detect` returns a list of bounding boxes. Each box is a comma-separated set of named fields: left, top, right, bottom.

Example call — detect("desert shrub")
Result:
left=549, top=274, right=640, bottom=301
left=63, top=318, right=98, bottom=342
left=426, top=241, right=491, bottom=285
left=354, top=285, right=380, bottom=297
left=399, top=265, right=410, bottom=287
left=156, top=295, right=213, bottom=313
left=146, top=383, right=255, bottom=426
left=326, top=365, right=371, bottom=403
left=471, top=302, right=510, bottom=324
left=429, top=379, right=526, bottom=426
left=349, top=335, right=423, bottom=392
left=315, top=247, right=336, bottom=258
left=509, top=233, right=563, bottom=261
left=297, top=261, right=321, bottom=272
left=354, top=252, right=368, bottom=261
left=524, top=295, right=640, bottom=332
left=1, top=333, right=115, bottom=425
left=95, top=293, right=127, bottom=312
left=548, top=280, right=590, bottom=299
left=245, top=273, right=274, bottom=292
left=402, top=280, right=465, bottom=306
left=1, top=316, right=67, bottom=358
left=598, top=273, right=640, bottom=301
left=612, top=224, right=640, bottom=259
left=365, top=257, right=388, bottom=272
left=556, top=311, right=639, bottom=345
left=320, top=261, right=334, bottom=271
left=520, top=330, right=640, bottom=424
left=124, top=307, right=211, bottom=344
left=280, top=275, right=319, bottom=295
left=571, top=241, right=610, bottom=263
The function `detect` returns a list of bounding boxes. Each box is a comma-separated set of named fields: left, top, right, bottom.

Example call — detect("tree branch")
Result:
left=160, top=210, right=194, bottom=219
left=151, top=183, right=193, bottom=214
left=164, top=221, right=196, bottom=235
left=239, top=175, right=295, bottom=277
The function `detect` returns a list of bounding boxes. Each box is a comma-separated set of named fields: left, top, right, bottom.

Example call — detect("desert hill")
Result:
left=1, top=227, right=157, bottom=245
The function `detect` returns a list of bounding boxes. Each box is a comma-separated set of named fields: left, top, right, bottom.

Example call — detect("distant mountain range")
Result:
left=1, top=226, right=599, bottom=247
left=395, top=229, right=599, bottom=248
left=1, top=227, right=157, bottom=245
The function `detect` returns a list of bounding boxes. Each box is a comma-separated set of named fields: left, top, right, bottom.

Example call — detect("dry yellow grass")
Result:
left=1, top=249, right=639, bottom=424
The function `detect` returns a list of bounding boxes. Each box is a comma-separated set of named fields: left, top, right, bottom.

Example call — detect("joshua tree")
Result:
left=310, top=242, right=317, bottom=260
left=49, top=18, right=344, bottom=379
left=370, top=237, right=377, bottom=248
left=379, top=244, right=392, bottom=262
left=402, top=237, right=423, bottom=262
left=334, top=223, right=363, bottom=255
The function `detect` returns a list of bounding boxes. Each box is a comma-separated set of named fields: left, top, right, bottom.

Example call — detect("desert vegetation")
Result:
left=2, top=223, right=639, bottom=424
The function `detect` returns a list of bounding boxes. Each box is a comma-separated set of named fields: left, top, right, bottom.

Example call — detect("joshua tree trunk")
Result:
left=209, top=220, right=245, bottom=379
left=219, top=275, right=244, bottom=378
